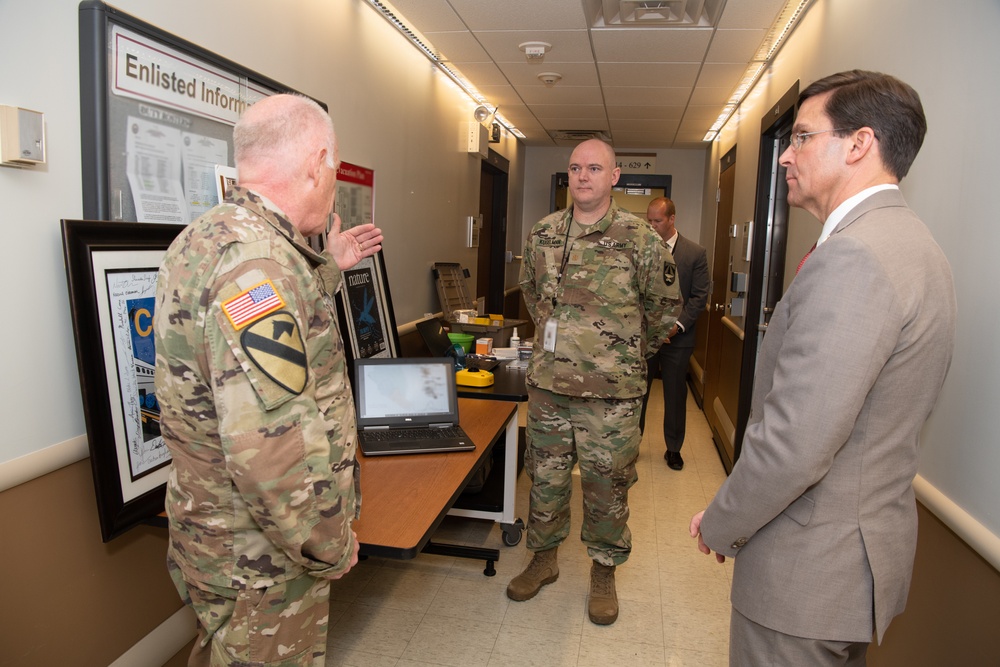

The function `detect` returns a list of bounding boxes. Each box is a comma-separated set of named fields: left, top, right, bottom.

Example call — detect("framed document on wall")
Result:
left=78, top=1, right=317, bottom=224
left=333, top=162, right=399, bottom=364
left=61, top=219, right=186, bottom=542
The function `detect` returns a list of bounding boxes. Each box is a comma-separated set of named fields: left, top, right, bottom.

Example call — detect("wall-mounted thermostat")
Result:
left=0, top=105, right=46, bottom=167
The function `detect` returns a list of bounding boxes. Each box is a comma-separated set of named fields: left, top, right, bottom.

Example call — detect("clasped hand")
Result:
left=690, top=510, right=726, bottom=563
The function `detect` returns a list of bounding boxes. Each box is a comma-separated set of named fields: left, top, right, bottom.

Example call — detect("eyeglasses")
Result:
left=789, top=128, right=853, bottom=151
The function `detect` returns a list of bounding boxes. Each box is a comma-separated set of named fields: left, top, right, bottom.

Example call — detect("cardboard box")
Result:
left=475, top=337, right=494, bottom=355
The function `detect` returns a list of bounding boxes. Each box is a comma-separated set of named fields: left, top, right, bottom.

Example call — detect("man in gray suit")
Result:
left=690, top=70, right=956, bottom=665
left=639, top=197, right=709, bottom=470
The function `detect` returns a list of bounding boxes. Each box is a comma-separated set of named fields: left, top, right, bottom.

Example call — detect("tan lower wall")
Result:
left=0, top=460, right=183, bottom=667
left=869, top=502, right=1000, bottom=665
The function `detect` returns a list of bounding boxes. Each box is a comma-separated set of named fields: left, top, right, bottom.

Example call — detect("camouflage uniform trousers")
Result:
left=523, top=385, right=642, bottom=566
left=169, top=556, right=331, bottom=667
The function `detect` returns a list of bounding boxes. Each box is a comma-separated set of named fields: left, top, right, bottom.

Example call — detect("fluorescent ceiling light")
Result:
left=364, top=0, right=521, bottom=139
left=703, top=0, right=815, bottom=142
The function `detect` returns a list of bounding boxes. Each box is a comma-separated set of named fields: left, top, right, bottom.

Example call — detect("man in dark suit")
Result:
left=690, top=70, right=956, bottom=665
left=639, top=197, right=709, bottom=470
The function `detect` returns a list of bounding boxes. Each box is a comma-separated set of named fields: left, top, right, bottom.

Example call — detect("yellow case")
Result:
left=455, top=369, right=495, bottom=387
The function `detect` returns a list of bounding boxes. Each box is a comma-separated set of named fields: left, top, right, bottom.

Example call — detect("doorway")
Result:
left=477, top=150, right=509, bottom=315
left=550, top=172, right=672, bottom=216
left=702, top=147, right=739, bottom=471
left=733, top=83, right=798, bottom=461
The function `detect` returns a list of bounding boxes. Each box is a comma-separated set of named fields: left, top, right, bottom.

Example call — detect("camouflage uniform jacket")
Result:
left=519, top=199, right=681, bottom=399
left=154, top=186, right=359, bottom=591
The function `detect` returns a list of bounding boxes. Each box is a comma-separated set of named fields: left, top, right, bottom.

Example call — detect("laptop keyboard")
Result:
left=362, top=427, right=466, bottom=442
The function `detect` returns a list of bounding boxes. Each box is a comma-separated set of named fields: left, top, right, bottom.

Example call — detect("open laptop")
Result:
left=415, top=318, right=502, bottom=372
left=353, top=357, right=476, bottom=456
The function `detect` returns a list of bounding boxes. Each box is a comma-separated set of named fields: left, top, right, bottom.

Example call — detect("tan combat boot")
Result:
left=506, top=547, right=559, bottom=601
left=588, top=562, right=618, bottom=624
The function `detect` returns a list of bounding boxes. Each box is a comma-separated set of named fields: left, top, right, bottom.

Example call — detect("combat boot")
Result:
left=506, top=547, right=558, bottom=601
left=588, top=562, right=618, bottom=625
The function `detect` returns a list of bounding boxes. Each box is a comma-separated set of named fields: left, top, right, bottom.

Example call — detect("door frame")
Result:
left=734, top=82, right=799, bottom=460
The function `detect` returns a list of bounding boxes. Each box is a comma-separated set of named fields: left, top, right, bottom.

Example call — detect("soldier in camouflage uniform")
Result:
left=508, top=139, right=681, bottom=625
left=154, top=94, right=383, bottom=667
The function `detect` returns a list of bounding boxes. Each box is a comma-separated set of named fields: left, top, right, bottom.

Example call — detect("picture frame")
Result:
left=336, top=249, right=400, bottom=366
left=61, top=219, right=185, bottom=541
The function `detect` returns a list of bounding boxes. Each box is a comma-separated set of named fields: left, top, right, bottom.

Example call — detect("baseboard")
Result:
left=109, top=606, right=196, bottom=667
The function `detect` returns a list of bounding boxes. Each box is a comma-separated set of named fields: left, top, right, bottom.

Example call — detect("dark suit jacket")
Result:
left=701, top=190, right=956, bottom=643
left=668, top=234, right=709, bottom=348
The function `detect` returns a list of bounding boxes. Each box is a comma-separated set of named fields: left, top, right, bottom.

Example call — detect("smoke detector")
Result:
left=519, top=41, right=551, bottom=61
left=537, top=72, right=562, bottom=86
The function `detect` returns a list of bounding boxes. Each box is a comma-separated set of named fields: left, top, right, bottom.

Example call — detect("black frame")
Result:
left=61, top=219, right=185, bottom=541
left=335, top=249, right=401, bottom=369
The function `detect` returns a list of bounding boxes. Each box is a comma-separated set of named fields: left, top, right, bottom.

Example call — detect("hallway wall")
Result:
left=0, top=1, right=523, bottom=664
left=698, top=0, right=1000, bottom=659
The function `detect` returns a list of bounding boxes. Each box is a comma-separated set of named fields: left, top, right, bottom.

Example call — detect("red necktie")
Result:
left=796, top=243, right=817, bottom=274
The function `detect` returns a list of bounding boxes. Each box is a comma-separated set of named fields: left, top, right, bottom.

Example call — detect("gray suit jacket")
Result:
left=702, top=190, right=956, bottom=643
left=669, top=234, right=709, bottom=348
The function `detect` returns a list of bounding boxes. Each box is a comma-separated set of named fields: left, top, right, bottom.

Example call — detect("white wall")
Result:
left=522, top=146, right=708, bottom=248
left=704, top=0, right=1000, bottom=542
left=0, top=0, right=522, bottom=467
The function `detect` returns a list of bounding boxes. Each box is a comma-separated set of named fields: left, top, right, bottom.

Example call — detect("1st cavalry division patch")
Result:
left=241, top=311, right=307, bottom=394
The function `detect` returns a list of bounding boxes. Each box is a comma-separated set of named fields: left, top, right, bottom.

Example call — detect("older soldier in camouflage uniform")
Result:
left=154, top=94, right=383, bottom=667
left=508, top=139, right=681, bottom=625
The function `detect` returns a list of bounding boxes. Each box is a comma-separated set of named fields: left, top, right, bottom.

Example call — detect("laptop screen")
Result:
left=354, top=357, right=459, bottom=428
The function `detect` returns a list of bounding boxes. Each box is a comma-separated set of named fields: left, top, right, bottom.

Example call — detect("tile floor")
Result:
left=325, top=384, right=734, bottom=666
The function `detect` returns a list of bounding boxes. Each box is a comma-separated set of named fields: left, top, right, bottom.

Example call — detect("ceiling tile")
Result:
left=496, top=62, right=600, bottom=87
left=424, top=31, right=492, bottom=63
left=472, top=30, right=594, bottom=63
left=683, top=105, right=728, bottom=121
left=447, top=0, right=589, bottom=30
left=540, top=117, right=610, bottom=131
left=601, top=86, right=693, bottom=106
left=698, top=63, right=748, bottom=88
left=591, top=28, right=713, bottom=62
left=381, top=0, right=466, bottom=32
left=610, top=118, right=681, bottom=134
left=517, top=85, right=606, bottom=106
left=532, top=104, right=607, bottom=119
left=607, top=105, right=686, bottom=120
left=450, top=62, right=512, bottom=87
left=689, top=86, right=732, bottom=106
left=717, top=0, right=788, bottom=29
left=706, top=29, right=766, bottom=63
left=598, top=62, right=700, bottom=88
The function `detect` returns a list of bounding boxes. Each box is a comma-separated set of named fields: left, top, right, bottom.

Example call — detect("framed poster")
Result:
left=61, top=219, right=186, bottom=541
left=333, top=162, right=399, bottom=363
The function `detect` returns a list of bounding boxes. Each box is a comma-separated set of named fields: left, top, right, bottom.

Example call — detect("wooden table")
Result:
left=353, top=397, right=517, bottom=575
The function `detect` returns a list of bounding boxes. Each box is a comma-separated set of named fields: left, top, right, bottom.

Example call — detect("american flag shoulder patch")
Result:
left=222, top=280, right=285, bottom=330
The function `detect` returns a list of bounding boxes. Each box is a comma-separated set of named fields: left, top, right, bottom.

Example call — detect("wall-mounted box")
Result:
left=467, top=121, right=488, bottom=158
left=0, top=105, right=46, bottom=167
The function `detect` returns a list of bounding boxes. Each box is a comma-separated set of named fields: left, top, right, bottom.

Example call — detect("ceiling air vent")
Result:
left=549, top=130, right=612, bottom=142
left=587, top=0, right=725, bottom=27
